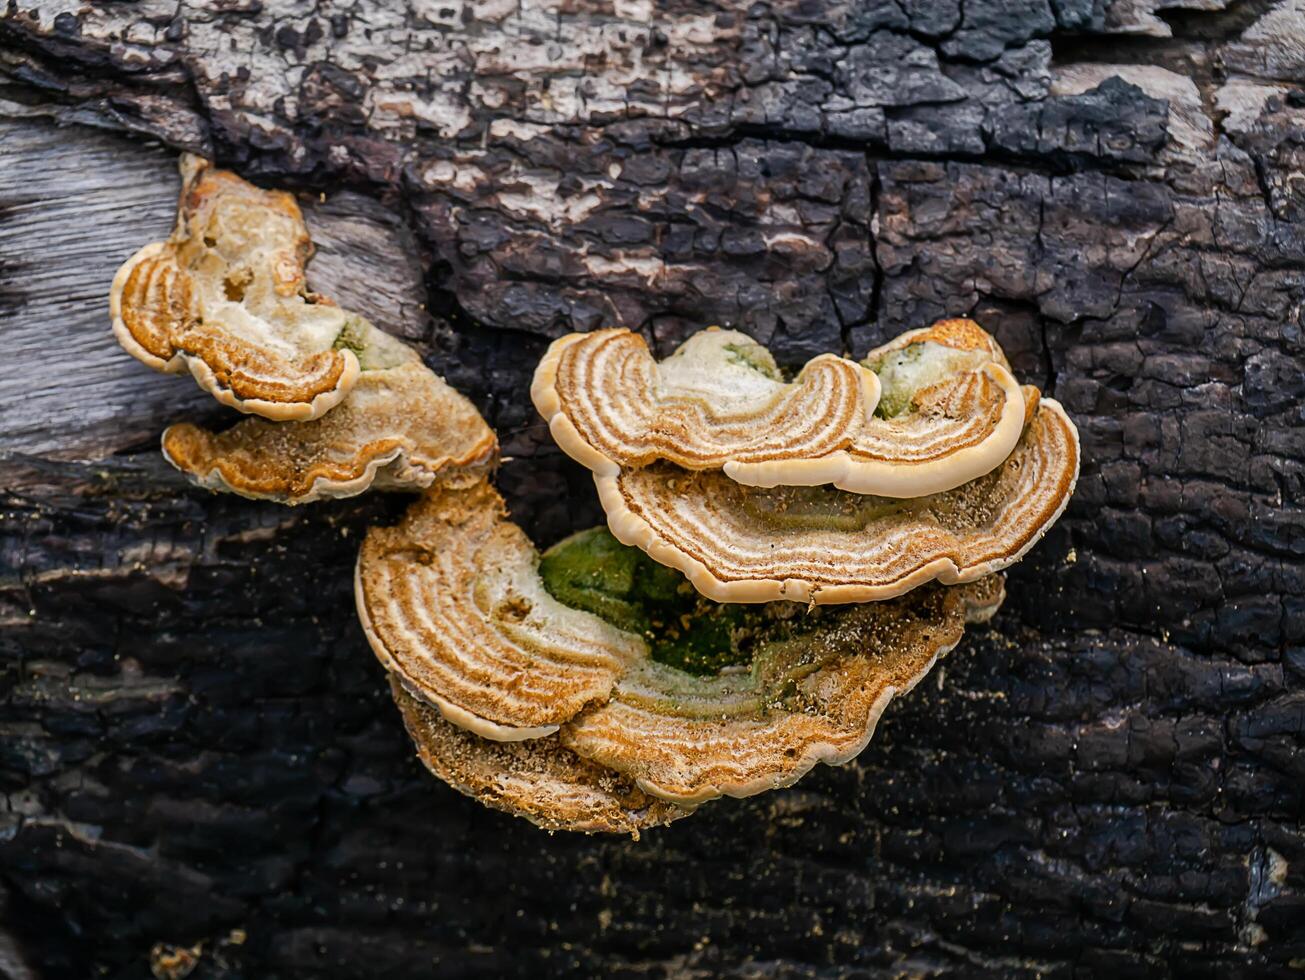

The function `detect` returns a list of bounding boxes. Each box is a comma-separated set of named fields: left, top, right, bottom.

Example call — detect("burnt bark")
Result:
left=1, top=0, right=1304, bottom=976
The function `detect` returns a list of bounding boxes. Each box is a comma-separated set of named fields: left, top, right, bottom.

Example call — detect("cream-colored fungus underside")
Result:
left=110, top=155, right=360, bottom=421
left=598, top=398, right=1079, bottom=604
left=726, top=319, right=1028, bottom=496
left=356, top=478, right=645, bottom=741
left=390, top=679, right=690, bottom=836
left=162, top=330, right=498, bottom=504
left=531, top=327, right=881, bottom=474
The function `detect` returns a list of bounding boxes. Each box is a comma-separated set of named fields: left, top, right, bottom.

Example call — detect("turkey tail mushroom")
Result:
left=110, top=154, right=361, bottom=421
left=561, top=576, right=1005, bottom=805
left=726, top=318, right=1028, bottom=497
left=355, top=478, right=644, bottom=741
left=363, top=491, right=1006, bottom=823
left=531, top=327, right=881, bottom=475
left=162, top=330, right=497, bottom=504
left=596, top=399, right=1079, bottom=604
left=533, top=320, right=1030, bottom=497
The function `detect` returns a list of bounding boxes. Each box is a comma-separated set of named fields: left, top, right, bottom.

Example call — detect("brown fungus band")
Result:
left=390, top=679, right=691, bottom=837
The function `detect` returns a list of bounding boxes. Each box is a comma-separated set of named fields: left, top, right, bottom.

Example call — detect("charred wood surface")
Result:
left=1, top=0, right=1304, bottom=976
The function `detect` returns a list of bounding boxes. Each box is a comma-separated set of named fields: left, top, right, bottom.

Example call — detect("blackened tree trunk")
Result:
left=2, top=0, right=1304, bottom=976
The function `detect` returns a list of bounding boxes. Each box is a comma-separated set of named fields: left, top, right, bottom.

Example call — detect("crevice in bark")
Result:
left=661, top=125, right=1155, bottom=181
left=0, top=256, right=25, bottom=316
left=866, top=159, right=884, bottom=333
left=1160, top=0, right=1283, bottom=41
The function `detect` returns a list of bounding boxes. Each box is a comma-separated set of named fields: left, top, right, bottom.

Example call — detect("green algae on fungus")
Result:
left=331, top=317, right=413, bottom=371
left=865, top=341, right=990, bottom=419
left=540, top=527, right=836, bottom=677
left=738, top=484, right=902, bottom=532
left=332, top=316, right=371, bottom=356
left=721, top=340, right=782, bottom=380
left=864, top=343, right=924, bottom=418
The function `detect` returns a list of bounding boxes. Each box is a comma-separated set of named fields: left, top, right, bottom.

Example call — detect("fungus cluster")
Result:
left=112, top=156, right=496, bottom=504
left=533, top=320, right=1029, bottom=497
left=535, top=322, right=1078, bottom=606
left=113, top=159, right=1078, bottom=836
left=356, top=478, right=1006, bottom=826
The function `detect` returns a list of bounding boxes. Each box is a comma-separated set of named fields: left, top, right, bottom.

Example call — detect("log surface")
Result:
left=2, top=0, right=1304, bottom=976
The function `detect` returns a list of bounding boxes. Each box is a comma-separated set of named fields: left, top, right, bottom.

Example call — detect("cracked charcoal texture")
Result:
left=1, top=0, right=1304, bottom=976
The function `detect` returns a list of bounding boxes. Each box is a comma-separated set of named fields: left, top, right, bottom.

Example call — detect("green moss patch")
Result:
left=539, top=527, right=828, bottom=676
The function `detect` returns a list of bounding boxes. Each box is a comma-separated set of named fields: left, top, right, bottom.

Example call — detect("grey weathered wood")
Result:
left=0, top=114, right=431, bottom=460
left=2, top=0, right=1305, bottom=977
left=0, top=117, right=195, bottom=458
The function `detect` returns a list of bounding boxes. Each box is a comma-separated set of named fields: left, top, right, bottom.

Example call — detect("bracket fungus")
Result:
left=531, top=327, right=881, bottom=476
left=533, top=319, right=1027, bottom=497
left=596, top=396, right=1078, bottom=604
left=110, top=155, right=361, bottom=420
left=356, top=478, right=645, bottom=741
left=358, top=479, right=1007, bottom=824
left=111, top=162, right=1070, bottom=833
left=161, top=328, right=497, bottom=504
left=726, top=319, right=1028, bottom=497
left=560, top=573, right=1005, bottom=804
left=390, top=680, right=690, bottom=836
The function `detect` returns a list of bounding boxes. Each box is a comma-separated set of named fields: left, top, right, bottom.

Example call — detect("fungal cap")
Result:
left=530, top=327, right=881, bottom=477
left=876, top=316, right=1011, bottom=362
left=561, top=575, right=1005, bottom=804
left=380, top=512, right=1006, bottom=812
left=724, top=318, right=1026, bottom=497
left=109, top=154, right=361, bottom=421
left=161, top=331, right=498, bottom=504
left=355, top=478, right=645, bottom=740
left=597, top=398, right=1079, bottom=604
left=390, top=679, right=690, bottom=836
